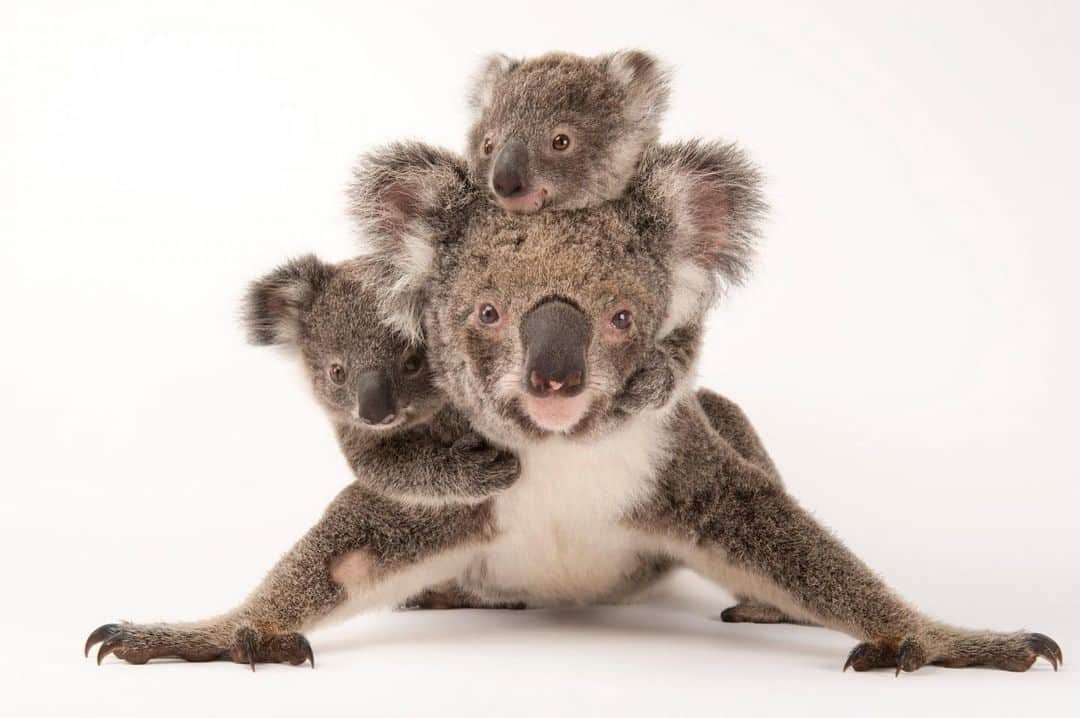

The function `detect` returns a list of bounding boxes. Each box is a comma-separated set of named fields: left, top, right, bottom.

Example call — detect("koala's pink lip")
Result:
left=522, top=392, right=590, bottom=433
left=496, top=187, right=546, bottom=214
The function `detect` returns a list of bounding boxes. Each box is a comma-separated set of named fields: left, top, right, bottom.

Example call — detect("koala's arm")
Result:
left=86, top=483, right=493, bottom=667
left=631, top=399, right=1061, bottom=672
left=341, top=410, right=519, bottom=501
left=614, top=324, right=700, bottom=413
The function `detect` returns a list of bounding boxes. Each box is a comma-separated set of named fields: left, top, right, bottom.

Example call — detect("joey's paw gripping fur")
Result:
left=451, top=434, right=520, bottom=490
left=614, top=348, right=677, bottom=414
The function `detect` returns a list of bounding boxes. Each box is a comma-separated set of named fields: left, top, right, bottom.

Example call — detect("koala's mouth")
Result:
left=350, top=404, right=416, bottom=432
left=495, top=187, right=547, bottom=214
left=521, top=392, right=591, bottom=434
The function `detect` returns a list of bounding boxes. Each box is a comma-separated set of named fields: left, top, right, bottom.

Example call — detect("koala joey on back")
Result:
left=242, top=254, right=519, bottom=501
left=463, top=50, right=754, bottom=415
left=466, top=50, right=669, bottom=214
left=86, top=140, right=1061, bottom=673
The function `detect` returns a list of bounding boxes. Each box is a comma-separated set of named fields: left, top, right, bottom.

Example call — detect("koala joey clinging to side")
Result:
left=243, top=254, right=519, bottom=501
left=466, top=49, right=669, bottom=214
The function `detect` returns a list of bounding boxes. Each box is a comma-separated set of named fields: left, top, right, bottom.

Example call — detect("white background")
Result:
left=3, top=1, right=1078, bottom=715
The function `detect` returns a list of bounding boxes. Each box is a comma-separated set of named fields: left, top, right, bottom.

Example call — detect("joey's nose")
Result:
left=492, top=137, right=529, bottom=198
left=356, top=371, right=397, bottom=425
left=521, top=299, right=590, bottom=398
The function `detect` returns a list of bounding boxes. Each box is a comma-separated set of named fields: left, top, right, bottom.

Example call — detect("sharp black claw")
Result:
left=236, top=628, right=258, bottom=672
left=97, top=635, right=122, bottom=665
left=85, top=624, right=119, bottom=658
left=300, top=636, right=315, bottom=668
left=842, top=655, right=852, bottom=672
left=1029, top=633, right=1061, bottom=671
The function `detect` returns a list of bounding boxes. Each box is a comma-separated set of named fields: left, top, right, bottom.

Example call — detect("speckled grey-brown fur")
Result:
left=87, top=60, right=1060, bottom=674
left=243, top=254, right=518, bottom=500
left=466, top=50, right=669, bottom=212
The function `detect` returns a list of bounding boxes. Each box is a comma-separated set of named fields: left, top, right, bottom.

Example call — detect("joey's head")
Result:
left=242, top=255, right=442, bottom=431
left=353, top=140, right=765, bottom=444
left=466, top=50, right=669, bottom=214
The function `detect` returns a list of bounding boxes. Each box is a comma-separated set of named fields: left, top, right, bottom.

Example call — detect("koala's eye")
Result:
left=328, top=363, right=347, bottom=385
left=482, top=137, right=494, bottom=156
left=552, top=134, right=571, bottom=151
left=402, top=352, right=424, bottom=375
left=477, top=302, right=501, bottom=326
left=610, top=309, right=633, bottom=331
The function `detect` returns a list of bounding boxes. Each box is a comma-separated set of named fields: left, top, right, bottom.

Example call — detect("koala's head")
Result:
left=242, top=255, right=443, bottom=431
left=465, top=50, right=669, bottom=214
left=353, top=140, right=764, bottom=444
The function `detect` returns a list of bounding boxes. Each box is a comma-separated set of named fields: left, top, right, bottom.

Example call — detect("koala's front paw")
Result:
left=85, top=622, right=314, bottom=669
left=451, top=434, right=521, bottom=491
left=614, top=349, right=677, bottom=414
left=843, top=630, right=1062, bottom=674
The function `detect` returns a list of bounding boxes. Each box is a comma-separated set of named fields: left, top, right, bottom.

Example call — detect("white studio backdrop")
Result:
left=2, top=1, right=1078, bottom=715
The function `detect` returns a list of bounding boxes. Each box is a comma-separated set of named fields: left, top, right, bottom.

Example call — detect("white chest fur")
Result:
left=461, top=409, right=672, bottom=606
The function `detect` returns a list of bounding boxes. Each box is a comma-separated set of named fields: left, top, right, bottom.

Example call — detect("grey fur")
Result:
left=86, top=82, right=1059, bottom=674
left=242, top=254, right=518, bottom=501
left=466, top=50, right=669, bottom=213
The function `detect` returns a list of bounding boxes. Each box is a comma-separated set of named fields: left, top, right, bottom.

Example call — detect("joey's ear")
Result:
left=347, top=141, right=471, bottom=341
left=467, top=53, right=518, bottom=116
left=242, top=254, right=336, bottom=346
left=603, top=50, right=670, bottom=137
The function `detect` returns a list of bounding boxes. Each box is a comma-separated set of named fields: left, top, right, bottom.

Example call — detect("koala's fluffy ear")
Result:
left=642, top=139, right=766, bottom=284
left=467, top=53, right=518, bottom=116
left=243, top=254, right=336, bottom=346
left=347, top=141, right=471, bottom=341
left=603, top=50, right=670, bottom=138
left=636, top=140, right=766, bottom=335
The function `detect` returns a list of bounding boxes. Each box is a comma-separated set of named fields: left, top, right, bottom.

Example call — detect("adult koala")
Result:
left=352, top=140, right=1062, bottom=672
left=86, top=142, right=1060, bottom=673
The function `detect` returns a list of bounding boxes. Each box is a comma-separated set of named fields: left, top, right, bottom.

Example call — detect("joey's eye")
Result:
left=478, top=303, right=501, bottom=326
left=610, top=309, right=633, bottom=331
left=329, top=363, right=347, bottom=385
left=402, top=352, right=424, bottom=375
left=552, top=133, right=571, bottom=151
left=483, top=137, right=494, bottom=156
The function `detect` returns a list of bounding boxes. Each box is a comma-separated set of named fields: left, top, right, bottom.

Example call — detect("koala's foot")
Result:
left=85, top=622, right=314, bottom=670
left=719, top=600, right=815, bottom=626
left=404, top=586, right=527, bottom=611
left=843, top=631, right=1062, bottom=674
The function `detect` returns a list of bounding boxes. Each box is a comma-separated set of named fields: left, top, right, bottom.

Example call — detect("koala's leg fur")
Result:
left=695, top=388, right=812, bottom=626
left=631, top=400, right=1061, bottom=673
left=86, top=484, right=494, bottom=668
left=402, top=582, right=527, bottom=611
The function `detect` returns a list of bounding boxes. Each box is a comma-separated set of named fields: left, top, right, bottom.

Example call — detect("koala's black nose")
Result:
left=521, top=298, right=590, bottom=398
left=356, top=371, right=397, bottom=425
left=492, top=137, right=529, bottom=197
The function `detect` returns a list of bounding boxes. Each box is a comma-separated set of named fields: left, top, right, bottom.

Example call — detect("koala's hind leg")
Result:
left=696, top=388, right=812, bottom=626
left=719, top=599, right=816, bottom=626
left=696, top=388, right=780, bottom=483
left=86, top=484, right=493, bottom=668
left=403, top=582, right=527, bottom=611
left=632, top=401, right=1061, bottom=673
